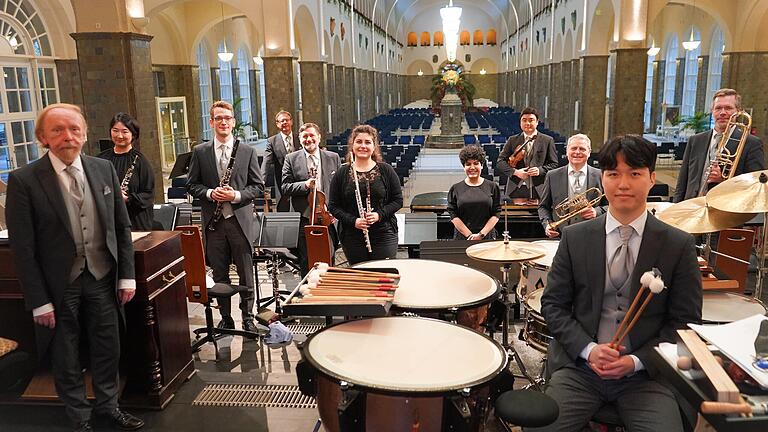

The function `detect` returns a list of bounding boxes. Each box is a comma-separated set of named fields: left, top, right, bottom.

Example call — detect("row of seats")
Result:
left=325, top=143, right=422, bottom=185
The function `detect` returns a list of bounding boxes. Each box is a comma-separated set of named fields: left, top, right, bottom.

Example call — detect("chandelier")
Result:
left=440, top=0, right=462, bottom=62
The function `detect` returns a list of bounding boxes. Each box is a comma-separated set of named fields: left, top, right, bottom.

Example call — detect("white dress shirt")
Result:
left=205, top=135, right=242, bottom=204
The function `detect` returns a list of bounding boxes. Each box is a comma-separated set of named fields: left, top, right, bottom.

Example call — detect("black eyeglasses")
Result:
left=213, top=116, right=234, bottom=123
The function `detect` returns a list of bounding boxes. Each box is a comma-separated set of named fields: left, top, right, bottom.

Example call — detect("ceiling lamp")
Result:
left=479, top=68, right=487, bottom=75
left=440, top=0, right=462, bottom=62
left=647, top=41, right=660, bottom=57
left=417, top=69, right=424, bottom=76
left=682, top=28, right=700, bottom=51
left=217, top=4, right=233, bottom=62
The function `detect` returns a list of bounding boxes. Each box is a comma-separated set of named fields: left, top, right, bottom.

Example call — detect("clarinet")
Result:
left=120, top=154, right=139, bottom=193
left=352, top=164, right=373, bottom=253
left=207, top=139, right=240, bottom=231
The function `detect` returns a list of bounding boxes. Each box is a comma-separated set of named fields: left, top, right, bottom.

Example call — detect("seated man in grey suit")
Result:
left=282, top=122, right=342, bottom=276
left=538, top=133, right=603, bottom=238
left=674, top=88, right=765, bottom=202
left=533, top=135, right=702, bottom=432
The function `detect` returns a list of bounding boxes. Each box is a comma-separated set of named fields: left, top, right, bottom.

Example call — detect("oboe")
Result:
left=120, top=154, right=139, bottom=193
left=207, top=139, right=240, bottom=231
left=352, top=163, right=372, bottom=252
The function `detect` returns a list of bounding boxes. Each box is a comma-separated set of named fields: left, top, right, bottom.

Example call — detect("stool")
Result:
left=495, top=389, right=559, bottom=428
left=0, top=337, right=31, bottom=391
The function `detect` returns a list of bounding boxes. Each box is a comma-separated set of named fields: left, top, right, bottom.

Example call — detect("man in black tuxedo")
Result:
left=187, top=100, right=264, bottom=332
left=263, top=110, right=298, bottom=211
left=6, top=104, right=144, bottom=432
left=673, top=88, right=764, bottom=202
left=538, top=133, right=604, bottom=238
left=534, top=135, right=702, bottom=432
left=282, top=122, right=342, bottom=276
left=496, top=106, right=559, bottom=200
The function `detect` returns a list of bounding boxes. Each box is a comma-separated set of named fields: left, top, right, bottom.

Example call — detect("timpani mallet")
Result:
left=610, top=270, right=666, bottom=349
left=315, top=262, right=401, bottom=279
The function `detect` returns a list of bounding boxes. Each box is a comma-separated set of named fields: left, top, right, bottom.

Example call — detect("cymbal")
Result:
left=706, top=170, right=768, bottom=214
left=466, top=241, right=547, bottom=263
left=656, top=197, right=756, bottom=234
left=646, top=202, right=674, bottom=216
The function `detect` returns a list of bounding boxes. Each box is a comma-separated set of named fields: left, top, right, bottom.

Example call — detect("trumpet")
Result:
left=547, top=187, right=603, bottom=231
left=698, top=110, right=752, bottom=196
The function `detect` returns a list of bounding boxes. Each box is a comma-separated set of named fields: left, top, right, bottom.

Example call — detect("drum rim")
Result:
left=701, top=291, right=768, bottom=324
left=354, top=259, right=502, bottom=311
left=302, top=316, right=509, bottom=395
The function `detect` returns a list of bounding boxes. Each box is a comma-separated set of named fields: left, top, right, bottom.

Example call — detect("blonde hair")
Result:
left=35, top=103, right=87, bottom=148
left=209, top=100, right=234, bottom=117
left=712, top=88, right=742, bottom=109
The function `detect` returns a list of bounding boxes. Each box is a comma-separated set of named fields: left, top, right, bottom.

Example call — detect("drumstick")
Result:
left=315, top=262, right=400, bottom=279
left=300, top=286, right=394, bottom=297
left=320, top=275, right=397, bottom=283
left=308, top=282, right=397, bottom=291
left=291, top=297, right=387, bottom=304
left=700, top=401, right=752, bottom=415
left=299, top=295, right=391, bottom=302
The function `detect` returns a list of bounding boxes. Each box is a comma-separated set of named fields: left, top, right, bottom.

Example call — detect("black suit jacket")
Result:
left=538, top=165, right=604, bottom=228
left=496, top=132, right=559, bottom=197
left=6, top=154, right=134, bottom=354
left=540, top=213, right=702, bottom=377
left=673, top=129, right=765, bottom=202
left=262, top=133, right=298, bottom=191
left=186, top=140, right=264, bottom=244
left=281, top=149, right=342, bottom=219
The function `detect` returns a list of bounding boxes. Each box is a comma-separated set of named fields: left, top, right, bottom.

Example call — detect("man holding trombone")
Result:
left=673, top=88, right=764, bottom=202
left=538, top=133, right=604, bottom=238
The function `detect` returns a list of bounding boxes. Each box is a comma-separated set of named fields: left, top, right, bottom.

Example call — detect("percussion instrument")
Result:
left=702, top=291, right=768, bottom=325
left=355, top=259, right=500, bottom=331
left=656, top=197, right=755, bottom=234
left=302, top=316, right=507, bottom=432
left=521, top=288, right=552, bottom=353
left=517, top=240, right=560, bottom=299
left=646, top=201, right=673, bottom=216
left=465, top=240, right=547, bottom=263
left=548, top=188, right=603, bottom=231
left=706, top=170, right=768, bottom=214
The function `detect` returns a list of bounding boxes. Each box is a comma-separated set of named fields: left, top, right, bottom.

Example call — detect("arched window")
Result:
left=218, top=41, right=233, bottom=103
left=644, top=53, right=655, bottom=132
left=0, top=0, right=58, bottom=181
left=706, top=27, right=725, bottom=110
left=682, top=28, right=701, bottom=117
left=486, top=29, right=497, bottom=46
left=420, top=32, right=431, bottom=46
left=237, top=46, right=252, bottom=138
left=663, top=34, right=679, bottom=105
left=407, top=32, right=417, bottom=47
left=434, top=31, right=444, bottom=47
left=460, top=30, right=470, bottom=46
left=197, top=41, right=213, bottom=141
left=473, top=30, right=484, bottom=45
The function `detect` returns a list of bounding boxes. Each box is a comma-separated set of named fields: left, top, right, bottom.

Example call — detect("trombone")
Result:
left=547, top=187, right=603, bottom=231
left=698, top=110, right=752, bottom=196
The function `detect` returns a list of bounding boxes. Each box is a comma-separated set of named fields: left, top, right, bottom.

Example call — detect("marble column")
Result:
left=721, top=52, right=768, bottom=139
left=263, top=56, right=299, bottom=136
left=333, top=65, right=346, bottom=134
left=210, top=67, right=221, bottom=102
left=673, top=57, right=685, bottom=109
left=695, top=55, right=710, bottom=114
left=650, top=60, right=665, bottom=134
left=299, top=61, right=328, bottom=134
left=579, top=55, right=608, bottom=149
left=250, top=69, right=264, bottom=137
left=609, top=48, right=647, bottom=137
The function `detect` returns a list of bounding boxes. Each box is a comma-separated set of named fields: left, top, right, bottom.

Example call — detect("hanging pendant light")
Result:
left=217, top=3, right=233, bottom=62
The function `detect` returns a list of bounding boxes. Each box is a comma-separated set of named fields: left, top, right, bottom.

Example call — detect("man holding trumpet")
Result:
left=538, top=133, right=604, bottom=238
left=534, top=135, right=702, bottom=432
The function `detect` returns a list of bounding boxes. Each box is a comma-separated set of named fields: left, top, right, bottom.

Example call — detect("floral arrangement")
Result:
left=442, top=70, right=460, bottom=87
left=430, top=65, right=475, bottom=112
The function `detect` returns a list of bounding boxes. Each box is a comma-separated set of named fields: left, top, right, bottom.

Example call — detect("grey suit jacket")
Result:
left=186, top=140, right=264, bottom=244
left=540, top=213, right=702, bottom=377
left=262, top=132, right=298, bottom=190
left=281, top=149, right=342, bottom=219
left=6, top=154, right=134, bottom=353
left=673, top=129, right=765, bottom=202
left=496, top=132, right=559, bottom=198
left=538, top=165, right=604, bottom=228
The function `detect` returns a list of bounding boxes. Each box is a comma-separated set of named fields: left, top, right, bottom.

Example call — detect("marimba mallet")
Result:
left=610, top=270, right=666, bottom=349
left=315, top=262, right=400, bottom=279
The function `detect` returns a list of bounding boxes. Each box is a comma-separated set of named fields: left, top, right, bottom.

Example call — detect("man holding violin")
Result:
left=282, top=122, right=342, bottom=276
left=496, top=106, right=559, bottom=201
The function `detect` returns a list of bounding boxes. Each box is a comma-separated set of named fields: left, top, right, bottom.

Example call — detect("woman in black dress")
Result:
left=447, top=145, right=501, bottom=240
left=328, top=124, right=403, bottom=264
left=98, top=113, right=155, bottom=230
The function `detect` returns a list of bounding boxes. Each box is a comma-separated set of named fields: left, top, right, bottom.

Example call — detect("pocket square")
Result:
left=103, top=185, right=112, bottom=195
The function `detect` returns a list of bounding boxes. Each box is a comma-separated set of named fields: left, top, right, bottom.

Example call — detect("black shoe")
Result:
left=73, top=420, right=93, bottom=432
left=242, top=320, right=260, bottom=338
left=217, top=316, right=235, bottom=330
left=105, top=409, right=144, bottom=430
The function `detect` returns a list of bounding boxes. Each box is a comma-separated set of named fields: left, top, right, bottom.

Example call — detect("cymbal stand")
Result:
left=696, top=244, right=751, bottom=265
left=756, top=214, right=768, bottom=299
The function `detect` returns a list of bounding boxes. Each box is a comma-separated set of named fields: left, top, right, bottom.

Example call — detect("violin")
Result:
left=507, top=137, right=533, bottom=168
left=308, top=167, right=333, bottom=227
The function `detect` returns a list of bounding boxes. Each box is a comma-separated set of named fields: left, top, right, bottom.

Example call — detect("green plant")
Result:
left=429, top=69, right=476, bottom=111
left=231, top=97, right=255, bottom=139
left=682, top=111, right=710, bottom=133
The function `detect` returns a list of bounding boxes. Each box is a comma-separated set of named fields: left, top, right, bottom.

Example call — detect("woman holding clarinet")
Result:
left=328, top=124, right=403, bottom=264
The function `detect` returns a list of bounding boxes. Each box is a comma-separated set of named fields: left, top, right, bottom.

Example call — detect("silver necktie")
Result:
left=285, top=136, right=293, bottom=153
left=608, top=225, right=634, bottom=289
left=572, top=171, right=583, bottom=194
left=218, top=145, right=228, bottom=177
left=64, top=165, right=83, bottom=207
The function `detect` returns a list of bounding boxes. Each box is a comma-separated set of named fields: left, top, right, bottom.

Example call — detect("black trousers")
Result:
left=205, top=216, right=255, bottom=321
left=52, top=269, right=120, bottom=424
left=340, top=225, right=398, bottom=265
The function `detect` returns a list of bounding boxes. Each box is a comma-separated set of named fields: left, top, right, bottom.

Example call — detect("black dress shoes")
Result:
left=73, top=420, right=93, bottom=432
left=105, top=409, right=145, bottom=430
left=217, top=316, right=235, bottom=330
left=242, top=319, right=260, bottom=338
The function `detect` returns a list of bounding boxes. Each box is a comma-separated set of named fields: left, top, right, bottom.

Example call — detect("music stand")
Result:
left=168, top=151, right=193, bottom=179
left=253, top=212, right=301, bottom=320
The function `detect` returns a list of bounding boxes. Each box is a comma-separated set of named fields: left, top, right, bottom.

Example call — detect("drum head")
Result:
left=304, top=316, right=507, bottom=394
left=702, top=292, right=768, bottom=324
left=355, top=259, right=500, bottom=311
left=528, top=240, right=560, bottom=268
left=524, top=288, right=544, bottom=313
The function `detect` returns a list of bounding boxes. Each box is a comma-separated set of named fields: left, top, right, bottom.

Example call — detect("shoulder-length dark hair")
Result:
left=345, top=124, right=383, bottom=163
left=109, top=112, right=140, bottom=144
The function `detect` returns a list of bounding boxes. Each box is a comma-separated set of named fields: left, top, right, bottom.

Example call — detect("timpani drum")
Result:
left=303, top=316, right=508, bottom=432
left=521, top=288, right=552, bottom=353
left=355, top=259, right=500, bottom=331
left=517, top=240, right=560, bottom=299
left=702, top=291, right=768, bottom=324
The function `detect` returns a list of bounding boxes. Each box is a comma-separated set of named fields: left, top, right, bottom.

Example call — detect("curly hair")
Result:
left=346, top=124, right=383, bottom=163
left=459, top=145, right=486, bottom=166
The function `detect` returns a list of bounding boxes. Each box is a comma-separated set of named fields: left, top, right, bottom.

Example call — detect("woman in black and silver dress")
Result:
left=98, top=112, right=155, bottom=230
left=328, top=124, right=403, bottom=264
left=447, top=145, right=501, bottom=240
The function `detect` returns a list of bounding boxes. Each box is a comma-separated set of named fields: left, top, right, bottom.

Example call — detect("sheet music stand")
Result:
left=253, top=212, right=301, bottom=319
left=168, top=151, right=193, bottom=179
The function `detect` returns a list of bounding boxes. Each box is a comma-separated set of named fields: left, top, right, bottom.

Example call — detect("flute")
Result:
left=352, top=162, right=372, bottom=252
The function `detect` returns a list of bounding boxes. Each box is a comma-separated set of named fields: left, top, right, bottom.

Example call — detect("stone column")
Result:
left=570, top=58, right=582, bottom=136
left=345, top=67, right=356, bottom=126
left=152, top=64, right=202, bottom=144
left=561, top=61, right=573, bottom=136
left=210, top=67, right=221, bottom=102
left=609, top=48, right=646, bottom=138
left=325, top=64, right=336, bottom=135
left=673, top=57, right=685, bottom=108
left=55, top=59, right=83, bottom=107
left=721, top=52, right=768, bottom=139
left=695, top=55, right=710, bottom=114
left=579, top=55, right=608, bottom=149
left=299, top=61, right=328, bottom=134
left=250, top=69, right=264, bottom=137
left=333, top=65, right=346, bottom=134
left=650, top=60, right=665, bottom=134
left=70, top=32, right=162, bottom=199
left=549, top=63, right=562, bottom=134
left=263, top=56, right=299, bottom=136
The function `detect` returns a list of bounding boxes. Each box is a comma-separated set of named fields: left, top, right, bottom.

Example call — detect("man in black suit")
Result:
left=496, top=106, right=559, bottom=200
left=263, top=110, right=298, bottom=211
left=673, top=88, right=765, bottom=202
left=187, top=100, right=264, bottom=332
left=6, top=104, right=144, bottom=432
left=533, top=135, right=702, bottom=431
left=538, top=133, right=604, bottom=238
left=282, top=122, right=342, bottom=276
